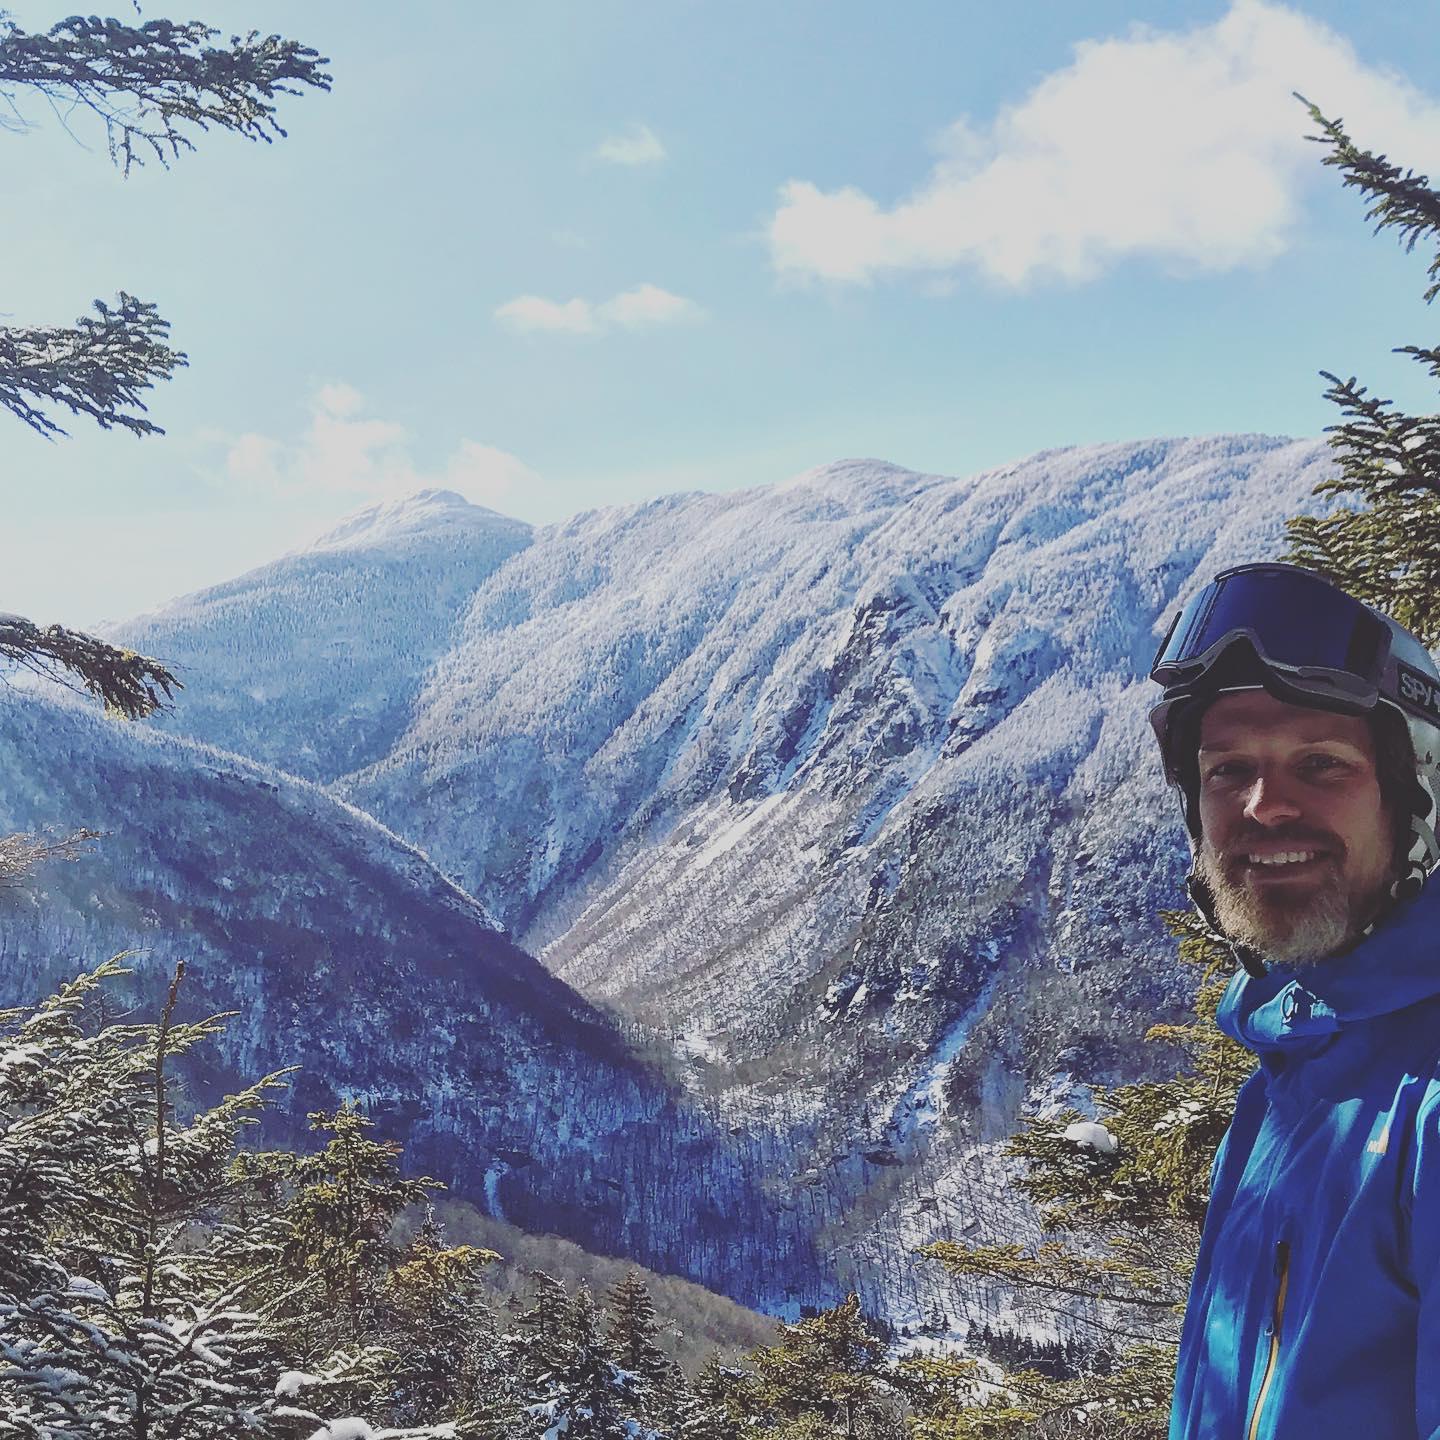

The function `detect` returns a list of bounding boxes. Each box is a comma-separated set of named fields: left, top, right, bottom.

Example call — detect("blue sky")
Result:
left=5, top=0, right=1440, bottom=624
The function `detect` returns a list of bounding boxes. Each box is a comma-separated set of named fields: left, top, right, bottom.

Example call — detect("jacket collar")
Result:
left=1216, top=880, right=1440, bottom=1058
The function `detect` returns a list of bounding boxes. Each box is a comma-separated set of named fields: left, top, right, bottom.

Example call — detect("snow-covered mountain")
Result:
left=0, top=686, right=833, bottom=1314
left=82, top=433, right=1337, bottom=1326
left=340, top=436, right=1326, bottom=1080
left=118, top=489, right=530, bottom=783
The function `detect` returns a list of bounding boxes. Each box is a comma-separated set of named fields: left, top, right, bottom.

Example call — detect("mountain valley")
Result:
left=3, top=432, right=1334, bottom=1327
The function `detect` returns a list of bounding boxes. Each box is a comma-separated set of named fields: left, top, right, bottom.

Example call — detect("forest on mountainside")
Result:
left=5, top=1, right=1440, bottom=1432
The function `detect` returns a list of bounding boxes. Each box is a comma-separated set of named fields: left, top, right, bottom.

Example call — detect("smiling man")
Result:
left=1148, top=563, right=1440, bottom=1439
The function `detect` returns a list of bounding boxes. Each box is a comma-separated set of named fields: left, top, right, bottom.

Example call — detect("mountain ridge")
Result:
left=58, top=429, right=1338, bottom=1326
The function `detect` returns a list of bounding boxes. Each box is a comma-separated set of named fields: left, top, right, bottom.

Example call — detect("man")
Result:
left=1148, top=562, right=1440, bottom=1438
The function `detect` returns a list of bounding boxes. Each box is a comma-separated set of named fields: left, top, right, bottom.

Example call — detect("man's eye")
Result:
left=1300, top=753, right=1346, bottom=774
left=1202, top=761, right=1247, bottom=783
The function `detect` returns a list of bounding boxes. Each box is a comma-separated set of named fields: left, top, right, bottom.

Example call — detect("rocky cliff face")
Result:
left=74, top=433, right=1335, bottom=1327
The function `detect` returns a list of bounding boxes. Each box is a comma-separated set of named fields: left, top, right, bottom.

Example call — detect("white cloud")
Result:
left=600, top=283, right=703, bottom=330
left=495, top=284, right=702, bottom=336
left=314, top=380, right=363, bottom=417
left=494, top=295, right=598, bottom=334
left=595, top=123, right=666, bottom=166
left=224, top=386, right=540, bottom=509
left=768, top=0, right=1440, bottom=288
left=443, top=441, right=542, bottom=508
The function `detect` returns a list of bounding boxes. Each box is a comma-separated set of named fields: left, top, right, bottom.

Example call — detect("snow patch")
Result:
left=275, top=1370, right=321, bottom=1398
left=689, top=792, right=785, bottom=870
left=1062, top=1121, right=1118, bottom=1153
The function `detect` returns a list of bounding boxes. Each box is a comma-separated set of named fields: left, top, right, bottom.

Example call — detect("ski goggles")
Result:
left=1150, top=563, right=1391, bottom=712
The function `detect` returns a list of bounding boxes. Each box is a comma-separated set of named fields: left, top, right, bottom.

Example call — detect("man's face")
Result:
left=1194, top=690, right=1395, bottom=966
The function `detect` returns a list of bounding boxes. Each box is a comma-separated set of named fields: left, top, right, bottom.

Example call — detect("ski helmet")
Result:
left=1149, top=562, right=1440, bottom=899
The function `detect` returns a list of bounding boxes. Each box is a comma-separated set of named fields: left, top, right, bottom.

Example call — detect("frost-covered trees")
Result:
left=504, top=1275, right=654, bottom=1439
left=256, top=1103, right=436, bottom=1358
left=0, top=957, right=517, bottom=1438
left=605, top=1269, right=683, bottom=1423
left=0, top=957, right=300, bottom=1437
left=379, top=1211, right=511, bottom=1429
left=714, top=1295, right=903, bottom=1438
left=907, top=914, right=1244, bottom=1438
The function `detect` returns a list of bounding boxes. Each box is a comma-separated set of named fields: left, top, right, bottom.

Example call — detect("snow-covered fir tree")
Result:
left=0, top=955, right=498, bottom=1439
left=721, top=1295, right=903, bottom=1438
left=378, top=1209, right=516, bottom=1431
left=0, top=960, right=337, bottom=1437
left=507, top=1276, right=657, bottom=1439
left=604, top=1269, right=682, bottom=1424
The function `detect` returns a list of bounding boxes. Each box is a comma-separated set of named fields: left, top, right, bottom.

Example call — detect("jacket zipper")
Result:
left=1245, top=1239, right=1291, bottom=1440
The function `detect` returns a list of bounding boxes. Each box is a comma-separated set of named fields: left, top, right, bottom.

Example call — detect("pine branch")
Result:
left=1298, top=93, right=1440, bottom=302
left=0, top=11, right=332, bottom=174
left=0, top=292, right=186, bottom=438
left=920, top=1242, right=1183, bottom=1314
left=1313, top=369, right=1440, bottom=498
left=0, top=827, right=100, bottom=887
left=0, top=611, right=180, bottom=717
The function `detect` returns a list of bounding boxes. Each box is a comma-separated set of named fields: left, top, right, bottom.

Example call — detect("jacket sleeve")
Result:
left=1406, top=1083, right=1440, bottom=1437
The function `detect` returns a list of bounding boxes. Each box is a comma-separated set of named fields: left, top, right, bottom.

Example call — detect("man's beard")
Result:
left=1195, top=830, right=1394, bottom=968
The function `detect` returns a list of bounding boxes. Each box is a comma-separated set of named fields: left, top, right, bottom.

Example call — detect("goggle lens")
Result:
left=1153, top=567, right=1387, bottom=685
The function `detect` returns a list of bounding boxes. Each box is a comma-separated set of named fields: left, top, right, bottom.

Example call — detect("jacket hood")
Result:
left=1216, top=878, right=1440, bottom=1056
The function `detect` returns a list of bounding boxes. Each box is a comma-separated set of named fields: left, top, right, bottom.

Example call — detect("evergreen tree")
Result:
left=1284, top=99, right=1440, bottom=643
left=0, top=958, right=387, bottom=1438
left=379, top=1208, right=513, bottom=1432
left=509, top=1279, right=652, bottom=1439
left=733, top=1295, right=900, bottom=1438
left=507, top=1269, right=577, bottom=1390
left=0, top=955, right=506, bottom=1438
left=911, top=914, right=1245, bottom=1438
left=223, top=1100, right=441, bottom=1431
left=605, top=1269, right=678, bottom=1421
left=672, top=1353, right=748, bottom=1439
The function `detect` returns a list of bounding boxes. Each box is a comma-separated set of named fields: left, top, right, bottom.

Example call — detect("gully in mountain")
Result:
left=1149, top=563, right=1440, bottom=1439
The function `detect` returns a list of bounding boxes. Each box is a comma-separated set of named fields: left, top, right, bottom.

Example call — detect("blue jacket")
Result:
left=1170, top=883, right=1440, bottom=1439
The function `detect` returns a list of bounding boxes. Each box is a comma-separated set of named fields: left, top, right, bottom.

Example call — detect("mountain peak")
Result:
left=307, top=488, right=527, bottom=554
left=773, top=458, right=942, bottom=512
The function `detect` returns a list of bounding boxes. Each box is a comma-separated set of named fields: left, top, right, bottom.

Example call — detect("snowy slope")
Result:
left=344, top=437, right=1325, bottom=1059
left=322, top=433, right=1334, bottom=1324
left=74, top=432, right=1339, bottom=1326
left=114, top=489, right=531, bottom=783
left=0, top=686, right=828, bottom=1313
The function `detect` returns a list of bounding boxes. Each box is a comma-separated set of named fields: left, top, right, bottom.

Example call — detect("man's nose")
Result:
left=1242, top=771, right=1303, bottom=827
